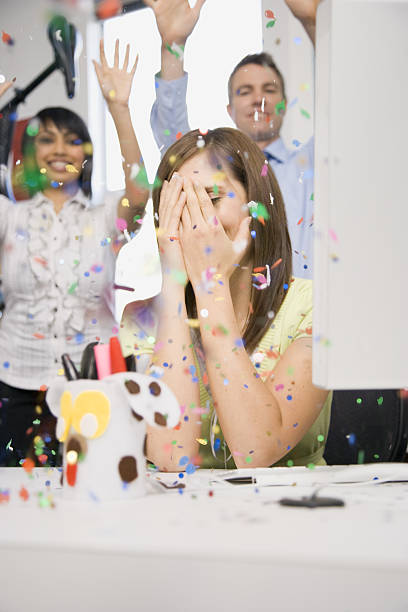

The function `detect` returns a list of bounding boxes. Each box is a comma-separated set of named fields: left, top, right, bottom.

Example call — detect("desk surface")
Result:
left=1, top=465, right=408, bottom=612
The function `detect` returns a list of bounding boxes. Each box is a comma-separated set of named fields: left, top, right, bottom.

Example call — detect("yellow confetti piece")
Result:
left=196, top=438, right=208, bottom=445
left=83, top=142, right=93, bottom=155
left=108, top=89, right=116, bottom=100
left=185, top=318, right=200, bottom=328
left=121, top=197, right=130, bottom=207
left=65, top=164, right=78, bottom=174
left=212, top=424, right=220, bottom=434
left=57, top=368, right=65, bottom=376
left=212, top=171, right=226, bottom=182
left=40, top=167, right=47, bottom=174
left=169, top=155, right=177, bottom=165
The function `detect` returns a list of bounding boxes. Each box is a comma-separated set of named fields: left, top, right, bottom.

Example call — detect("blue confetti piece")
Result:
left=286, top=395, right=292, bottom=401
left=348, top=433, right=356, bottom=446
left=75, top=333, right=85, bottom=344
left=3, top=361, right=10, bottom=369
left=214, top=438, right=221, bottom=451
left=84, top=271, right=90, bottom=277
left=179, top=456, right=189, bottom=466
left=185, top=463, right=196, bottom=475
left=283, top=283, right=289, bottom=290
left=251, top=230, right=256, bottom=238
left=227, top=191, right=235, bottom=198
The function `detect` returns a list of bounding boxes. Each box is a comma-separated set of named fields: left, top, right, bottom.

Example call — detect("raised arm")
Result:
left=284, top=0, right=322, bottom=46
left=93, top=39, right=149, bottom=234
left=144, top=174, right=201, bottom=471
left=144, top=0, right=206, bottom=154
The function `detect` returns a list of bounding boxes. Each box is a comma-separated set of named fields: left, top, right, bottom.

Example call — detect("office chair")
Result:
left=324, top=389, right=408, bottom=464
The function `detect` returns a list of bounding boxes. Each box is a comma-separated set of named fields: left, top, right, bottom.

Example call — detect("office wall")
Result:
left=0, top=0, right=91, bottom=121
left=262, top=0, right=314, bottom=149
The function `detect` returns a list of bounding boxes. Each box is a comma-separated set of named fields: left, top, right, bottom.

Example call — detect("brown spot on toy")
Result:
left=143, top=433, right=147, bottom=456
left=125, top=380, right=140, bottom=394
left=118, top=456, right=138, bottom=483
left=154, top=412, right=167, bottom=426
left=149, top=381, right=161, bottom=397
left=131, top=410, right=143, bottom=422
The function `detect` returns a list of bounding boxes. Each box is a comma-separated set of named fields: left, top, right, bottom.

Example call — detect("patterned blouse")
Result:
left=0, top=189, right=121, bottom=389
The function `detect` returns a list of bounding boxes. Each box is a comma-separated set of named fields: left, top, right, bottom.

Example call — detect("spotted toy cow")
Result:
left=47, top=372, right=180, bottom=501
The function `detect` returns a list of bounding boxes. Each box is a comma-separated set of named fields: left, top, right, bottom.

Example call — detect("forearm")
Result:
left=108, top=102, right=149, bottom=229
left=301, top=17, right=316, bottom=46
left=195, top=284, right=287, bottom=468
left=160, top=42, right=185, bottom=81
left=146, top=278, right=201, bottom=470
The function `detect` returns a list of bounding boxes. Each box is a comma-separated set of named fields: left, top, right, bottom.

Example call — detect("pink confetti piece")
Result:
left=116, top=217, right=128, bottom=231
left=329, top=228, right=338, bottom=242
left=275, top=384, right=284, bottom=391
left=261, top=162, right=268, bottom=177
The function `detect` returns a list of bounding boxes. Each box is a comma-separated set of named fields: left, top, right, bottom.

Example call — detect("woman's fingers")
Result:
left=193, top=179, right=215, bottom=222
left=99, top=38, right=108, bottom=67
left=114, top=38, right=120, bottom=68
left=183, top=177, right=204, bottom=228
left=158, top=174, right=185, bottom=233
left=123, top=43, right=130, bottom=71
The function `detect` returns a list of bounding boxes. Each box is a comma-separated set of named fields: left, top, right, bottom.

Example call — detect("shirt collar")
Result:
left=263, top=137, right=291, bottom=164
left=32, top=188, right=90, bottom=209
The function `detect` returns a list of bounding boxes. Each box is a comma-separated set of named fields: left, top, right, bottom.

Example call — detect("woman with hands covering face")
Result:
left=124, top=127, right=331, bottom=471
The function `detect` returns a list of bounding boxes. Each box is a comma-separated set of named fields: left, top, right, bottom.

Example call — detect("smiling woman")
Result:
left=0, top=40, right=149, bottom=467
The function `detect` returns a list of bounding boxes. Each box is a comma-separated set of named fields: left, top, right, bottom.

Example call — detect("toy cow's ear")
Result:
left=46, top=379, right=68, bottom=417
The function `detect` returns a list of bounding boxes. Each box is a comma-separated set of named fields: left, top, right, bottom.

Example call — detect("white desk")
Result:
left=1, top=465, right=408, bottom=612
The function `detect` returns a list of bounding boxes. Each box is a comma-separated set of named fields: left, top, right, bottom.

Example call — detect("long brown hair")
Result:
left=152, top=127, right=292, bottom=353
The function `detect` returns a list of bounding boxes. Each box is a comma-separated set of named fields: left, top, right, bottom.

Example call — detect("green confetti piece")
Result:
left=377, top=396, right=384, bottom=406
left=310, top=193, right=314, bottom=201
left=300, top=108, right=311, bottom=119
left=266, top=19, right=276, bottom=28
left=68, top=282, right=78, bottom=295
left=307, top=462, right=315, bottom=470
left=317, top=434, right=325, bottom=442
left=32, top=419, right=41, bottom=425
left=287, top=366, right=294, bottom=376
left=213, top=184, right=219, bottom=195
left=170, top=269, right=187, bottom=285
left=248, top=201, right=270, bottom=221
left=287, top=459, right=294, bottom=467
left=357, top=450, right=365, bottom=464
left=275, top=99, right=286, bottom=115
left=171, top=440, right=177, bottom=445
left=164, top=129, right=170, bottom=136
left=245, top=456, right=252, bottom=464
left=373, top=453, right=380, bottom=459
left=356, top=397, right=362, bottom=404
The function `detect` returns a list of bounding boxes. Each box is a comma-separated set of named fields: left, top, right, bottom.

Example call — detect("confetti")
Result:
left=95, top=0, right=122, bottom=19
left=2, top=31, right=14, bottom=46
left=300, top=108, right=311, bottom=119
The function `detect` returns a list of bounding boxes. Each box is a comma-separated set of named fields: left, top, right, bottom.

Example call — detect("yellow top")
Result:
left=120, top=277, right=332, bottom=469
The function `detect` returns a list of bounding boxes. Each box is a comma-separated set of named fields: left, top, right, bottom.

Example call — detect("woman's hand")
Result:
left=179, top=178, right=251, bottom=290
left=157, top=173, right=188, bottom=286
left=143, top=0, right=206, bottom=46
left=93, top=39, right=138, bottom=108
left=0, top=78, right=15, bottom=99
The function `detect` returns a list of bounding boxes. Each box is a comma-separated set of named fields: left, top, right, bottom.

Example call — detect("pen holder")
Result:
left=47, top=372, right=180, bottom=502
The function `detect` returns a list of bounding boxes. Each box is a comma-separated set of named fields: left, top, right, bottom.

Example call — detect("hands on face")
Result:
left=158, top=174, right=251, bottom=289
left=143, top=0, right=206, bottom=46
left=93, top=39, right=138, bottom=108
